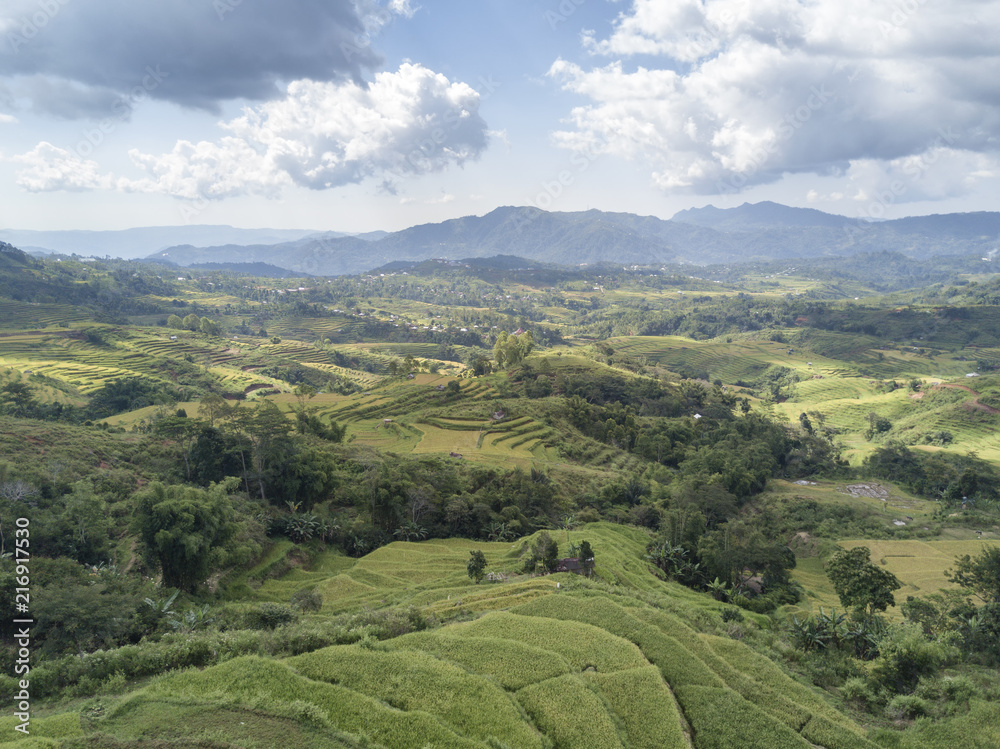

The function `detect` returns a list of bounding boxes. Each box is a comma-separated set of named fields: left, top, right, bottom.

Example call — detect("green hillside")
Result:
left=2, top=253, right=1000, bottom=748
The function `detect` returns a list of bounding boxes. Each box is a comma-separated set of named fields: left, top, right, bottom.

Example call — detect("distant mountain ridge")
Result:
left=671, top=201, right=857, bottom=230
left=148, top=203, right=1000, bottom=276
left=0, top=225, right=324, bottom=259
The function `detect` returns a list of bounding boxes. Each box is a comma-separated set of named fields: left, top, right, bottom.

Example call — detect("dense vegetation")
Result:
left=1, top=249, right=999, bottom=747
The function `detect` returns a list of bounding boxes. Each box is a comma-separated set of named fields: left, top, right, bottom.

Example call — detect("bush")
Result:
left=886, top=694, right=930, bottom=719
left=941, top=675, right=982, bottom=711
left=869, top=623, right=957, bottom=694
left=841, top=677, right=876, bottom=709
left=243, top=603, right=298, bottom=630
left=290, top=588, right=324, bottom=613
left=721, top=608, right=744, bottom=623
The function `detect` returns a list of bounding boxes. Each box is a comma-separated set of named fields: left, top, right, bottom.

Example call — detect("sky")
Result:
left=1, top=0, right=999, bottom=233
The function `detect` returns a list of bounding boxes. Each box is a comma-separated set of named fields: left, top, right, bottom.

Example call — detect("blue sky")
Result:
left=2, top=0, right=999, bottom=233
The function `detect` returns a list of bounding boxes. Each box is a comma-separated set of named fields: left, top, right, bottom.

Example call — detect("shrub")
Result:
left=869, top=623, right=957, bottom=693
left=721, top=608, right=744, bottom=623
left=841, top=677, right=876, bottom=709
left=290, top=588, right=324, bottom=613
left=243, top=603, right=298, bottom=630
left=941, top=675, right=982, bottom=710
left=886, top=694, right=930, bottom=719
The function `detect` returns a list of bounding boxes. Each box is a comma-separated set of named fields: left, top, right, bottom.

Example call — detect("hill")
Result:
left=2, top=250, right=1000, bottom=748
left=0, top=225, right=326, bottom=259
left=150, top=204, right=1000, bottom=276
left=672, top=201, right=858, bottom=230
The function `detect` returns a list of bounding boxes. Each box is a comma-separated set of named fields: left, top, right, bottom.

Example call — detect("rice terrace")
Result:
left=4, top=2, right=1000, bottom=744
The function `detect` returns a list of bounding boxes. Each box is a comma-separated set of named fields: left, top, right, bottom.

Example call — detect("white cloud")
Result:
left=8, top=142, right=114, bottom=192
left=388, top=0, right=420, bottom=20
left=0, top=113, right=17, bottom=124
left=399, top=192, right=455, bottom=205
left=13, top=64, right=490, bottom=200
left=554, top=0, right=1000, bottom=199
left=846, top=148, right=1000, bottom=204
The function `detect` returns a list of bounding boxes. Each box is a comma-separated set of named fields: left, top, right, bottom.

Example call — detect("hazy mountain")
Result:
left=153, top=207, right=739, bottom=274
left=0, top=241, right=34, bottom=269
left=185, top=262, right=306, bottom=278
left=0, top=226, right=324, bottom=259
left=141, top=203, right=1000, bottom=276
left=672, top=201, right=857, bottom=230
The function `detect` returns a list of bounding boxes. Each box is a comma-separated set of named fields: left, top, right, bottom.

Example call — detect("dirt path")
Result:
left=933, top=383, right=1000, bottom=415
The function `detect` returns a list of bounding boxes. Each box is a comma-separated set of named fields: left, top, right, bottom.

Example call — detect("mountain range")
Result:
left=0, top=225, right=325, bottom=259
left=6, top=202, right=1000, bottom=275
left=148, top=203, right=1000, bottom=276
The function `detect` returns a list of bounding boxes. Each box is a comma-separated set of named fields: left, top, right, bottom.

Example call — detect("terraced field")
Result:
left=839, top=539, right=1000, bottom=599
left=22, top=523, right=995, bottom=749
left=0, top=324, right=398, bottom=403
left=607, top=334, right=1000, bottom=465
left=0, top=299, right=92, bottom=328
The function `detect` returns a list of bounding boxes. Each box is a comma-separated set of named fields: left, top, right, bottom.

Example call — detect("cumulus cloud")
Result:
left=0, top=113, right=16, bottom=124
left=846, top=148, right=1000, bottom=204
left=8, top=142, right=115, bottom=192
left=13, top=64, right=489, bottom=199
left=0, top=0, right=387, bottom=115
left=554, top=0, right=1000, bottom=198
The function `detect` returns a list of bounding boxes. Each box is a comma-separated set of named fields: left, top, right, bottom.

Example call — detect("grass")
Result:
left=288, top=646, right=543, bottom=747
left=385, top=632, right=572, bottom=690
left=673, top=685, right=813, bottom=749
left=516, top=675, right=625, bottom=749
left=838, top=539, right=1000, bottom=598
left=142, top=656, right=483, bottom=749
left=78, top=696, right=365, bottom=749
left=884, top=699, right=1000, bottom=749
left=450, top=612, right=649, bottom=673
left=0, top=712, right=84, bottom=745
left=584, top=666, right=689, bottom=749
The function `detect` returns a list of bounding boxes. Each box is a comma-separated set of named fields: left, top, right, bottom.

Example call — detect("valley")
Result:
left=2, top=213, right=1000, bottom=748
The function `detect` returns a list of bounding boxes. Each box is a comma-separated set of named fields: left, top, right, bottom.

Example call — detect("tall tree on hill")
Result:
left=493, top=330, right=534, bottom=369
left=826, top=546, right=902, bottom=618
left=579, top=540, right=595, bottom=577
left=134, top=481, right=236, bottom=592
left=467, top=550, right=487, bottom=583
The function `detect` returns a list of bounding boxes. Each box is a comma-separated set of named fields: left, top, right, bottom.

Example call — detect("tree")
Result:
left=579, top=540, right=594, bottom=577
left=154, top=415, right=204, bottom=480
left=826, top=546, right=902, bottom=618
left=523, top=531, right=558, bottom=574
left=59, top=481, right=110, bottom=565
left=199, top=316, right=220, bottom=336
left=181, top=313, right=201, bottom=331
left=134, top=481, right=236, bottom=592
left=166, top=314, right=184, bottom=329
left=947, top=545, right=1000, bottom=604
left=0, top=381, right=35, bottom=417
left=199, top=392, right=232, bottom=428
left=798, top=412, right=814, bottom=435
left=493, top=330, right=534, bottom=369
left=467, top=550, right=487, bottom=583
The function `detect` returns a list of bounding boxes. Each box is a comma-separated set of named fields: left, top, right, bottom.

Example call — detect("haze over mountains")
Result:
left=0, top=226, right=323, bottom=259
left=6, top=202, right=1000, bottom=276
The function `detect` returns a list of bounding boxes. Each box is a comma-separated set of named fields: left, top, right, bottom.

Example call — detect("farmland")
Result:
left=2, top=251, right=1000, bottom=748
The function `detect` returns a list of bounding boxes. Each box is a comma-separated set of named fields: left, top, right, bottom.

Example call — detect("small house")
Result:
left=556, top=558, right=583, bottom=574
